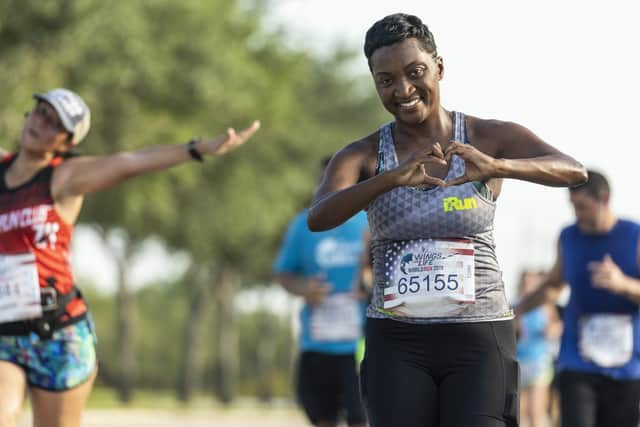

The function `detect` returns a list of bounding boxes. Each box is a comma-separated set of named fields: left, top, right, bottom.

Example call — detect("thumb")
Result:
left=445, top=175, right=468, bottom=187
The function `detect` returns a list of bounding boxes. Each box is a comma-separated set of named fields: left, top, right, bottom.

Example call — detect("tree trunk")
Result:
left=177, top=265, right=215, bottom=402
left=101, top=228, right=137, bottom=403
left=212, top=268, right=239, bottom=404
left=255, top=309, right=277, bottom=402
left=115, top=274, right=136, bottom=403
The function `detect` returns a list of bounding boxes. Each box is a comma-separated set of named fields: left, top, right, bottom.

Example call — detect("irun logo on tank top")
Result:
left=442, top=196, right=478, bottom=212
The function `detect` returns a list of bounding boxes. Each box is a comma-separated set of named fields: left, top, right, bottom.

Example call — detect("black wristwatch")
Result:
left=187, top=138, right=204, bottom=162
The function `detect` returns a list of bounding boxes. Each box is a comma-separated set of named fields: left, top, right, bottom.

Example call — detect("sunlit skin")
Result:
left=5, top=102, right=259, bottom=227
left=19, top=102, right=73, bottom=159
left=307, top=37, right=586, bottom=232
left=371, top=38, right=444, bottom=128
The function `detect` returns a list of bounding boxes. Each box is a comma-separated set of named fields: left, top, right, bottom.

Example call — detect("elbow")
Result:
left=567, top=162, right=588, bottom=187
left=307, top=204, right=334, bottom=232
left=307, top=210, right=328, bottom=232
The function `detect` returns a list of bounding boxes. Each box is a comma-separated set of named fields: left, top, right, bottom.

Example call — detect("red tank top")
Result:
left=0, top=154, right=86, bottom=318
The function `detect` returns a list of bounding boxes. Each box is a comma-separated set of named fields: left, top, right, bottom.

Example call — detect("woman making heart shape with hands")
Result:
left=308, top=13, right=586, bottom=427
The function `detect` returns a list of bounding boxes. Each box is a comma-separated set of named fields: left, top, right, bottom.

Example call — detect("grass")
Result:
left=86, top=387, right=297, bottom=412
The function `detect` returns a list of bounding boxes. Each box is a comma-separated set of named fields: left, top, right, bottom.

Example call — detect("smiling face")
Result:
left=20, top=101, right=72, bottom=156
left=369, top=38, right=444, bottom=124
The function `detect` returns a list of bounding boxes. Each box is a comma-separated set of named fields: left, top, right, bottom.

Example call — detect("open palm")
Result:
left=205, top=120, right=261, bottom=156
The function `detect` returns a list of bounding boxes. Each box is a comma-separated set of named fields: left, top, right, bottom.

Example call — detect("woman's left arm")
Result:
left=445, top=120, right=587, bottom=187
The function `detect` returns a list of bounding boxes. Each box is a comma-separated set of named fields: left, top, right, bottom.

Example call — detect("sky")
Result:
left=73, top=0, right=640, bottom=301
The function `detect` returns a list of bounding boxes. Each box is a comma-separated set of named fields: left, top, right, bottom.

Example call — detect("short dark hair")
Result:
left=569, top=169, right=610, bottom=201
left=364, top=13, right=438, bottom=63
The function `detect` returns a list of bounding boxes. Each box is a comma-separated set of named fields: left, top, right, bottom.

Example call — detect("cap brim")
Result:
left=32, top=93, right=75, bottom=135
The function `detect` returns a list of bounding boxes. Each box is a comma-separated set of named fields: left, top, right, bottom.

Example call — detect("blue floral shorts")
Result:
left=0, top=317, right=97, bottom=391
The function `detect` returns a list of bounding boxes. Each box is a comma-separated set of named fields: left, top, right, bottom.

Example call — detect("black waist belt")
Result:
left=0, top=286, right=86, bottom=339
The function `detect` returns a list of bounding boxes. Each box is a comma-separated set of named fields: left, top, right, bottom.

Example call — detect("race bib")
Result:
left=383, top=239, right=475, bottom=318
left=310, top=293, right=362, bottom=342
left=0, top=253, right=43, bottom=323
left=579, top=314, right=633, bottom=367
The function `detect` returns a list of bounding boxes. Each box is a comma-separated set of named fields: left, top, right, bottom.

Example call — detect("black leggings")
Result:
left=360, top=318, right=519, bottom=427
left=557, top=370, right=640, bottom=427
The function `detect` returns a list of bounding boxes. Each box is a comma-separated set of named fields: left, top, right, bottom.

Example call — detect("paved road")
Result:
left=20, top=408, right=310, bottom=427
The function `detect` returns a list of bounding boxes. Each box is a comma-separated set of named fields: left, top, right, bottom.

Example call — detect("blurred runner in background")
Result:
left=273, top=157, right=368, bottom=427
left=516, top=170, right=640, bottom=427
left=516, top=270, right=562, bottom=427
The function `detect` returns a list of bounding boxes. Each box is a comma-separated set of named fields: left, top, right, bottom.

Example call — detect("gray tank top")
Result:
left=366, top=111, right=513, bottom=324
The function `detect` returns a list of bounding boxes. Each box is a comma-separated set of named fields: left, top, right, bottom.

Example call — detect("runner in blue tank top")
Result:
left=273, top=157, right=369, bottom=427
left=516, top=170, right=640, bottom=427
left=307, top=13, right=586, bottom=427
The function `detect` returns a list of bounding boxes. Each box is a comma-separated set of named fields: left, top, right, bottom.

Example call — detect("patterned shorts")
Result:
left=0, top=317, right=97, bottom=391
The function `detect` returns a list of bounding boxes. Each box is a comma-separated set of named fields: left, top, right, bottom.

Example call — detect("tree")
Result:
left=0, top=0, right=388, bottom=402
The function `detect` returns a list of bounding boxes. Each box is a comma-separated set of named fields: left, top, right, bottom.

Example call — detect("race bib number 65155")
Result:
left=383, top=239, right=475, bottom=318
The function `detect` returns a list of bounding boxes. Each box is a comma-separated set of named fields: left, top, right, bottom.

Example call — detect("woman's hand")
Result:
left=199, top=120, right=261, bottom=156
left=391, top=142, right=448, bottom=187
left=444, top=141, right=498, bottom=186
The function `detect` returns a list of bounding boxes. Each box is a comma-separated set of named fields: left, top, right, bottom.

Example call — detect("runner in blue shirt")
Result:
left=274, top=158, right=369, bottom=427
left=516, top=170, right=640, bottom=427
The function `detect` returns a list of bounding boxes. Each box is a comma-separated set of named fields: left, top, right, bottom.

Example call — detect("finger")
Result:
left=587, top=261, right=603, bottom=271
left=432, top=142, right=444, bottom=159
left=237, top=120, right=261, bottom=140
left=422, top=157, right=448, bottom=166
left=602, top=254, right=613, bottom=264
left=412, top=150, right=446, bottom=166
left=444, top=175, right=469, bottom=187
left=423, top=176, right=446, bottom=187
left=590, top=271, right=610, bottom=286
left=444, top=141, right=463, bottom=155
left=444, top=142, right=467, bottom=161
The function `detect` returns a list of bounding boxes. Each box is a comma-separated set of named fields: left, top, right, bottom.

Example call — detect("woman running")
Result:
left=0, top=88, right=259, bottom=427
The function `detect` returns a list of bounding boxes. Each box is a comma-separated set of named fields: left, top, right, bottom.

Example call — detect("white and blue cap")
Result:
left=33, top=88, right=91, bottom=144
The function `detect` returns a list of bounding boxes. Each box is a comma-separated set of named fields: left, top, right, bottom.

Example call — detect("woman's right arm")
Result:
left=0, top=147, right=8, bottom=159
left=308, top=139, right=447, bottom=231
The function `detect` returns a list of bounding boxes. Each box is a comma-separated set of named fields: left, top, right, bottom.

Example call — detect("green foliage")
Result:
left=0, top=0, right=387, bottom=281
left=82, top=277, right=295, bottom=396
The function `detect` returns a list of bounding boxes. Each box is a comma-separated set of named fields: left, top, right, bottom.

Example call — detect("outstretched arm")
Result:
left=445, top=120, right=587, bottom=188
left=52, top=121, right=260, bottom=200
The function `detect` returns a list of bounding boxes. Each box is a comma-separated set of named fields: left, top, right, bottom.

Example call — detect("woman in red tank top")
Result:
left=0, top=88, right=259, bottom=427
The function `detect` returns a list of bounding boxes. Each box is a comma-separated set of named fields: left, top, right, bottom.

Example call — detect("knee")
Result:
left=0, top=405, right=22, bottom=427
